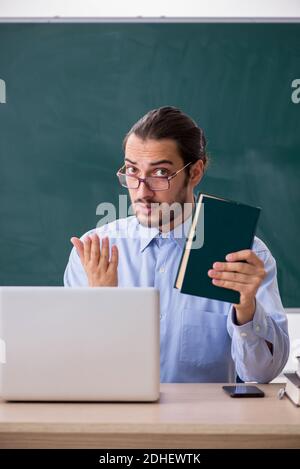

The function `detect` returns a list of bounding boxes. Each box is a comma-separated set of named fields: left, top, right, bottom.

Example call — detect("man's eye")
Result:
left=154, top=168, right=168, bottom=177
left=126, top=166, right=137, bottom=175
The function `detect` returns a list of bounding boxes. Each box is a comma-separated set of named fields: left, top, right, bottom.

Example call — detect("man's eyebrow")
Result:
left=124, top=157, right=174, bottom=166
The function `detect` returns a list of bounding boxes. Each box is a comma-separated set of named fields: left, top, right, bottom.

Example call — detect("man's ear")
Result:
left=189, top=160, right=204, bottom=187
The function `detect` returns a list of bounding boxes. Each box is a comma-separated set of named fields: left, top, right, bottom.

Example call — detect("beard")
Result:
left=134, top=180, right=190, bottom=231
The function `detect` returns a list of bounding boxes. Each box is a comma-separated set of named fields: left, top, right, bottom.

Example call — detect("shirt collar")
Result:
left=138, top=222, right=160, bottom=252
left=138, top=211, right=193, bottom=252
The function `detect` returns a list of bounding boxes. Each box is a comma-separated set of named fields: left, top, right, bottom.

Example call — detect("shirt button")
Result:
left=160, top=314, right=163, bottom=320
left=255, top=325, right=260, bottom=332
left=240, top=332, right=247, bottom=337
left=159, top=267, right=165, bottom=273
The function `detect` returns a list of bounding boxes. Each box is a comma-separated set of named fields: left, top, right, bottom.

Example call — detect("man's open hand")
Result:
left=71, top=234, right=118, bottom=287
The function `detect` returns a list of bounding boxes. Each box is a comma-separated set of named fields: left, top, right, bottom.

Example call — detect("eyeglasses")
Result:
left=116, top=161, right=192, bottom=191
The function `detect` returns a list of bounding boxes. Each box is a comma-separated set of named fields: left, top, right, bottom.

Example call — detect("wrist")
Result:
left=234, top=298, right=256, bottom=325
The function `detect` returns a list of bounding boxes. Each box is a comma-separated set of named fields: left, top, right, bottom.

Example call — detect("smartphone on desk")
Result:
left=222, top=385, right=265, bottom=398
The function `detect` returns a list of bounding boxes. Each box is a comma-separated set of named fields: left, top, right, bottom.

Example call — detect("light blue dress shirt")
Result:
left=64, top=215, right=289, bottom=383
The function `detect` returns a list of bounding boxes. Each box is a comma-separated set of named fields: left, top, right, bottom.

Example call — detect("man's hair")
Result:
left=122, top=106, right=209, bottom=173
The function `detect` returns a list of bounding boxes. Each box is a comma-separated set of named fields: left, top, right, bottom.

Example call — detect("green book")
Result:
left=174, top=193, right=261, bottom=304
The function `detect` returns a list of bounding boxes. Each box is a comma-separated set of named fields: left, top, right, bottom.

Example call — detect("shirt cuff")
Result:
left=228, top=299, right=269, bottom=343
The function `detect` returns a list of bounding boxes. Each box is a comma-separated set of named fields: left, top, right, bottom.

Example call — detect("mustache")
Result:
left=134, top=200, right=160, bottom=205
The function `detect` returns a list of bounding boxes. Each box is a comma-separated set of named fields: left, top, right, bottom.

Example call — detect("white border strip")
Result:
left=0, top=17, right=299, bottom=23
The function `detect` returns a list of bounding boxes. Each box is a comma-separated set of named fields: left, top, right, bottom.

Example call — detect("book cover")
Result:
left=174, top=193, right=261, bottom=304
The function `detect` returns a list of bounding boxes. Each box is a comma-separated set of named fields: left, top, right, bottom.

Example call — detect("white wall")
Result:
left=285, top=311, right=300, bottom=370
left=0, top=0, right=300, bottom=18
left=270, top=310, right=300, bottom=382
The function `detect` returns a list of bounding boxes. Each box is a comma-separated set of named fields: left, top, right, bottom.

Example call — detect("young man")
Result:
left=64, top=106, right=289, bottom=383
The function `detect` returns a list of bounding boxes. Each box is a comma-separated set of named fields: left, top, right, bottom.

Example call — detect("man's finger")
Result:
left=83, top=235, right=92, bottom=264
left=208, top=269, right=252, bottom=284
left=108, top=245, right=119, bottom=272
left=212, top=261, right=257, bottom=275
left=225, top=249, right=264, bottom=267
left=90, top=233, right=100, bottom=264
left=212, top=278, right=246, bottom=292
left=99, top=237, right=110, bottom=270
left=70, top=237, right=84, bottom=263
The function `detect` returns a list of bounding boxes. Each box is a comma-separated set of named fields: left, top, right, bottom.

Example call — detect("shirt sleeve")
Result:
left=226, top=248, right=290, bottom=383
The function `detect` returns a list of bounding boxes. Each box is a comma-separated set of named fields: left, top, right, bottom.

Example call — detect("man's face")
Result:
left=124, top=134, right=195, bottom=229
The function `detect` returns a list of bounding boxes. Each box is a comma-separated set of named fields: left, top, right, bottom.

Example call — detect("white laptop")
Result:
left=0, top=287, right=160, bottom=402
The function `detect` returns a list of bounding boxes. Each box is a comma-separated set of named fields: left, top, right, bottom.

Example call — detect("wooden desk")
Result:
left=0, top=384, right=299, bottom=448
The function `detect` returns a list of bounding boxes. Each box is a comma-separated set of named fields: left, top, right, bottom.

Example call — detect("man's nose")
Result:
left=136, top=179, right=155, bottom=199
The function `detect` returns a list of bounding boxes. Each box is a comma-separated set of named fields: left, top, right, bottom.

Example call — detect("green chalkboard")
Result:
left=0, top=22, right=299, bottom=306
